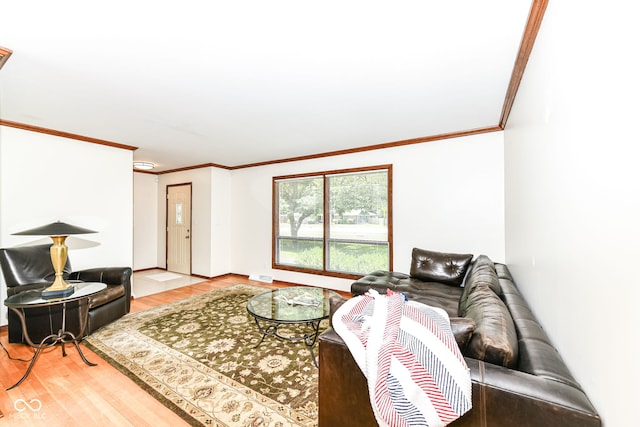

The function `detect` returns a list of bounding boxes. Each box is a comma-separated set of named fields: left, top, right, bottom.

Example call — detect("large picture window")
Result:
left=273, top=165, right=392, bottom=278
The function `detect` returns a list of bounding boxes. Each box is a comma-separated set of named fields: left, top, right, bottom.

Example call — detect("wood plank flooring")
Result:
left=0, top=274, right=348, bottom=426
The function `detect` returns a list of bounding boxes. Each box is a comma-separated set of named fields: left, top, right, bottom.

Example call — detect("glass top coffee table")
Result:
left=246, top=286, right=340, bottom=367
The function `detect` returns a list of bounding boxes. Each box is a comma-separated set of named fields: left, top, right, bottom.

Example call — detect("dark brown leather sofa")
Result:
left=318, top=248, right=601, bottom=427
left=0, top=244, right=132, bottom=343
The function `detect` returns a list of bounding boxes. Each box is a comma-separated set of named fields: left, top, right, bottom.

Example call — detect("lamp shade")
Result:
left=13, top=221, right=97, bottom=236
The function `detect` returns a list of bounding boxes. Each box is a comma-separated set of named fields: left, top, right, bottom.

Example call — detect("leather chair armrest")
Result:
left=68, top=267, right=132, bottom=310
left=69, top=267, right=131, bottom=286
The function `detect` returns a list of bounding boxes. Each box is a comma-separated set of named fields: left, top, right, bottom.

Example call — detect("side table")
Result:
left=4, top=282, right=106, bottom=390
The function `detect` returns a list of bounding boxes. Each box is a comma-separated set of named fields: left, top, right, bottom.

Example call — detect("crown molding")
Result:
left=499, top=0, right=549, bottom=128
left=0, top=119, right=138, bottom=151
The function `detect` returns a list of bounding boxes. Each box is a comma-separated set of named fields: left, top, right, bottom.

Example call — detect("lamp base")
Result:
left=41, top=286, right=75, bottom=299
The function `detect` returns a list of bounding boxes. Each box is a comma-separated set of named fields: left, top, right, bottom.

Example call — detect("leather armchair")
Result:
left=0, top=244, right=132, bottom=343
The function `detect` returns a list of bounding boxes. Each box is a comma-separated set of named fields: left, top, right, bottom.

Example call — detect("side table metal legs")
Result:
left=6, top=298, right=96, bottom=390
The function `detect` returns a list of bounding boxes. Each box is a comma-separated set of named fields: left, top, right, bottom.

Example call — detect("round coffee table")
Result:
left=246, top=286, right=340, bottom=367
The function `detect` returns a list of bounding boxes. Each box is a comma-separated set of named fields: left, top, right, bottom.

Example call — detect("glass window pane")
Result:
left=277, top=237, right=323, bottom=269
left=327, top=170, right=389, bottom=274
left=327, top=241, right=389, bottom=275
left=275, top=177, right=323, bottom=269
left=328, top=171, right=388, bottom=241
left=175, top=203, right=183, bottom=225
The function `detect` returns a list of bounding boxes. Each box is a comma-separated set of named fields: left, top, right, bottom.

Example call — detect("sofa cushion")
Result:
left=495, top=263, right=513, bottom=281
left=458, top=259, right=502, bottom=316
left=450, top=317, right=476, bottom=352
left=473, top=254, right=495, bottom=271
left=463, top=286, right=518, bottom=368
left=518, top=338, right=580, bottom=389
left=402, top=277, right=462, bottom=317
left=514, top=318, right=550, bottom=342
left=351, top=270, right=410, bottom=296
left=472, top=271, right=501, bottom=295
left=409, top=248, right=473, bottom=287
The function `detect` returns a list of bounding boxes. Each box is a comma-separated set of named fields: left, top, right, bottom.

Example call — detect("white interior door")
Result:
left=167, top=184, right=191, bottom=275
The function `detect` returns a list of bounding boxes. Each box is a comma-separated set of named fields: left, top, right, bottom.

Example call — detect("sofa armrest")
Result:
left=458, top=358, right=601, bottom=427
left=318, top=328, right=377, bottom=427
left=318, top=327, right=601, bottom=427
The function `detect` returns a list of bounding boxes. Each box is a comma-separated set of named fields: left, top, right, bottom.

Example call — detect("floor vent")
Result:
left=249, top=273, right=273, bottom=283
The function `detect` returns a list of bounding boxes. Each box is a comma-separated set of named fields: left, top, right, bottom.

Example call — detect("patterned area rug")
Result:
left=85, top=284, right=327, bottom=426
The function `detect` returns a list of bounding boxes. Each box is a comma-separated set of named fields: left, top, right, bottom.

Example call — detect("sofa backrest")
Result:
left=0, top=244, right=72, bottom=288
left=497, top=267, right=581, bottom=389
left=459, top=258, right=581, bottom=389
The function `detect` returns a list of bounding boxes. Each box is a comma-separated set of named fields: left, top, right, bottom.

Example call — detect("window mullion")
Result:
left=323, top=175, right=329, bottom=271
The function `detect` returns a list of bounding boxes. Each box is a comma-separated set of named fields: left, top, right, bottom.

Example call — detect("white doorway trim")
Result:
left=166, top=183, right=192, bottom=275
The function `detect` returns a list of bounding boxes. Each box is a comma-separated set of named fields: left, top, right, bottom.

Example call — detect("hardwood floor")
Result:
left=0, top=274, right=348, bottom=426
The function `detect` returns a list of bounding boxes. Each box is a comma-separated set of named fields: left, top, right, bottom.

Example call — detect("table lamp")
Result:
left=13, top=221, right=97, bottom=298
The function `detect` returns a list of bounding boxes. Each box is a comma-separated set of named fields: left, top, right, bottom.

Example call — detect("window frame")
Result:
left=272, top=164, right=393, bottom=279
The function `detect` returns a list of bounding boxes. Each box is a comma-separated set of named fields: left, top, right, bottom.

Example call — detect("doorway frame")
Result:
left=165, top=182, right=193, bottom=274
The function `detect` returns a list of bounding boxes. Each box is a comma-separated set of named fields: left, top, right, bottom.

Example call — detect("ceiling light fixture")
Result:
left=133, top=161, right=155, bottom=170
left=0, top=46, right=13, bottom=71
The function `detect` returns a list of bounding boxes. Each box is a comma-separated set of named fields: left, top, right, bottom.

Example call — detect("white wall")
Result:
left=504, top=1, right=639, bottom=425
left=0, top=126, right=133, bottom=326
left=210, top=167, right=232, bottom=277
left=231, top=132, right=505, bottom=292
left=133, top=172, right=159, bottom=269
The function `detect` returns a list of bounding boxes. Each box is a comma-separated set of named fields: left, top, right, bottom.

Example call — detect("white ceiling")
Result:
left=0, top=1, right=534, bottom=172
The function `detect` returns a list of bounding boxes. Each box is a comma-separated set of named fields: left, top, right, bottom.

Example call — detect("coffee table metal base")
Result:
left=250, top=317, right=323, bottom=367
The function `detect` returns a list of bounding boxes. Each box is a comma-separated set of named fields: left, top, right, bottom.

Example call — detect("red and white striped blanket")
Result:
left=333, top=289, right=472, bottom=427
